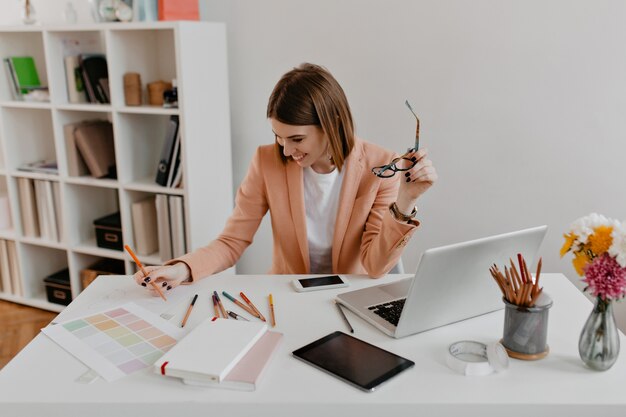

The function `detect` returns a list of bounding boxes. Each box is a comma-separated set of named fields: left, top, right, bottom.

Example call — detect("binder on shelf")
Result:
left=155, top=116, right=180, bottom=186
left=182, top=331, right=283, bottom=391
left=17, top=177, right=40, bottom=238
left=33, top=180, right=50, bottom=241
left=52, top=181, right=63, bottom=243
left=79, top=54, right=109, bottom=103
left=0, top=240, right=12, bottom=294
left=63, top=122, right=90, bottom=177
left=7, top=240, right=23, bottom=297
left=165, top=131, right=181, bottom=187
left=4, top=56, right=41, bottom=95
left=131, top=196, right=159, bottom=256
left=169, top=195, right=186, bottom=258
left=155, top=194, right=172, bottom=262
left=64, top=55, right=87, bottom=104
left=74, top=120, right=116, bottom=179
left=43, top=181, right=59, bottom=242
left=155, top=318, right=268, bottom=383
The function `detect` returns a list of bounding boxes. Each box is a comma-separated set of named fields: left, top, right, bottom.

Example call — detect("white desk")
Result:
left=1, top=273, right=625, bottom=417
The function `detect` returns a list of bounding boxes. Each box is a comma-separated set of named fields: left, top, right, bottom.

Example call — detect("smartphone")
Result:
left=292, top=275, right=349, bottom=292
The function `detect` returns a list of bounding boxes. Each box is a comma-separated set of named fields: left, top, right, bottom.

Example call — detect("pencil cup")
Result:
left=123, top=72, right=142, bottom=106
left=501, top=292, right=552, bottom=360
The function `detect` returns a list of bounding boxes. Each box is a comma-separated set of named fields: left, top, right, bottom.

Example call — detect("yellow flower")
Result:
left=572, top=251, right=589, bottom=276
left=560, top=233, right=578, bottom=257
left=588, top=225, right=613, bottom=256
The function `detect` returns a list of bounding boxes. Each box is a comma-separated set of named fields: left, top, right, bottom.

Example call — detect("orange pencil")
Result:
left=181, top=294, right=198, bottom=327
left=240, top=292, right=266, bottom=322
left=124, top=244, right=167, bottom=302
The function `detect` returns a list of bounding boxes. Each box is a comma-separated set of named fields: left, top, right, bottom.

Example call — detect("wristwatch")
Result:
left=389, top=202, right=417, bottom=223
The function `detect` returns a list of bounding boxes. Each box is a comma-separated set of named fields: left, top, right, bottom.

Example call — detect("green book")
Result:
left=9, top=56, right=41, bottom=93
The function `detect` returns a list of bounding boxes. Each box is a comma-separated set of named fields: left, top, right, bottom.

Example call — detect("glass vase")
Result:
left=578, top=296, right=620, bottom=371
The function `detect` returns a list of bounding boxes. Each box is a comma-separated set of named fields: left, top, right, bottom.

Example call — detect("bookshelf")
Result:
left=0, top=22, right=233, bottom=312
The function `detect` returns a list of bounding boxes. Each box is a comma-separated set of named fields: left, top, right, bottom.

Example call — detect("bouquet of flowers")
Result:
left=560, top=213, right=626, bottom=301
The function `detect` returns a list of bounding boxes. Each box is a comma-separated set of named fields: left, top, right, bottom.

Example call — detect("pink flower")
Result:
left=583, top=253, right=626, bottom=301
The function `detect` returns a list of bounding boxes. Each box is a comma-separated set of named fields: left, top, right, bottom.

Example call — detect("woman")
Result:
left=135, top=63, right=437, bottom=293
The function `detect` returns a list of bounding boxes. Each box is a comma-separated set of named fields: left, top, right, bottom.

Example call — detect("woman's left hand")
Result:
left=396, top=148, right=437, bottom=210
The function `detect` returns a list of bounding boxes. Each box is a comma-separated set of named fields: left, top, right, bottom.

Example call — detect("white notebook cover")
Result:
left=155, top=317, right=267, bottom=382
left=182, top=331, right=283, bottom=391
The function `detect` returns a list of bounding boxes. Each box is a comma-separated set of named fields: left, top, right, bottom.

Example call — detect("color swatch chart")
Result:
left=43, top=303, right=185, bottom=382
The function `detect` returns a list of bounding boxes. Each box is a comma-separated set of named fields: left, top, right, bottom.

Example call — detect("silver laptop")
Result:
left=336, top=225, right=548, bottom=338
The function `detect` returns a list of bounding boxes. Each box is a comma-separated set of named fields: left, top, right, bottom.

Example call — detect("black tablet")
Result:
left=292, top=331, right=414, bottom=392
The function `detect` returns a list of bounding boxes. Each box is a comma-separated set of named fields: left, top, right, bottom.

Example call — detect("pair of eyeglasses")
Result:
left=371, top=100, right=420, bottom=178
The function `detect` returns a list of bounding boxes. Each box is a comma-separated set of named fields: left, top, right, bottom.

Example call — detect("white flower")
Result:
left=569, top=213, right=613, bottom=244
left=609, top=221, right=626, bottom=268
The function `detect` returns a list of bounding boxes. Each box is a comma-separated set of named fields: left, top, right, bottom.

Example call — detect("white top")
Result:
left=303, top=166, right=344, bottom=273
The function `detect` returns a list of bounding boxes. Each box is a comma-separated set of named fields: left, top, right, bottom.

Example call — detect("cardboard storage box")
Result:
left=93, top=212, right=123, bottom=251
left=43, top=268, right=72, bottom=306
left=81, top=258, right=125, bottom=290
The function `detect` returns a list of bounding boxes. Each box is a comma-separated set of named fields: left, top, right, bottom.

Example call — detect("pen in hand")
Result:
left=124, top=244, right=167, bottom=302
left=335, top=301, right=354, bottom=333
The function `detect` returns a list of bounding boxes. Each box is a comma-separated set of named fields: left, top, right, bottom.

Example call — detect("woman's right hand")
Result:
left=133, top=262, right=192, bottom=296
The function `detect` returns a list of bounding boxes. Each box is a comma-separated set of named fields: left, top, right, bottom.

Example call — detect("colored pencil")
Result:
left=335, top=301, right=354, bottom=333
left=222, top=291, right=259, bottom=317
left=240, top=292, right=266, bottom=322
left=181, top=294, right=198, bottom=327
left=212, top=293, right=220, bottom=318
left=269, top=294, right=276, bottom=327
left=214, top=291, right=228, bottom=319
left=227, top=310, right=249, bottom=321
left=124, top=244, right=166, bottom=301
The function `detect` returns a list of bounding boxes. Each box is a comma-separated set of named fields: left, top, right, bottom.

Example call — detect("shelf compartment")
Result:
left=68, top=252, right=126, bottom=293
left=44, top=30, right=107, bottom=106
left=19, top=243, right=68, bottom=301
left=54, top=108, right=113, bottom=179
left=64, top=183, right=119, bottom=248
left=114, top=112, right=176, bottom=184
left=0, top=31, right=47, bottom=102
left=1, top=107, right=56, bottom=172
left=106, top=28, right=176, bottom=107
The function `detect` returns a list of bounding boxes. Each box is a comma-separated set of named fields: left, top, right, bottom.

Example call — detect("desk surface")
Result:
left=1, top=273, right=625, bottom=417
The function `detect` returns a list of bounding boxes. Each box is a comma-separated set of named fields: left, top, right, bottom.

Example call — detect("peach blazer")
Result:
left=177, top=137, right=419, bottom=280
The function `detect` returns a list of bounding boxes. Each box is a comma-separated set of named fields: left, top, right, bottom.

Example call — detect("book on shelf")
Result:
left=165, top=131, right=181, bottom=187
left=131, top=196, right=159, bottom=256
left=64, top=121, right=92, bottom=177
left=52, top=181, right=63, bottom=243
left=182, top=331, right=283, bottom=391
left=0, top=194, right=12, bottom=231
left=155, top=317, right=268, bottom=383
left=18, top=160, right=59, bottom=175
left=3, top=56, right=42, bottom=98
left=155, top=116, right=180, bottom=186
left=73, top=120, right=116, bottom=179
left=6, top=240, right=23, bottom=297
left=16, top=177, right=40, bottom=238
left=64, top=55, right=87, bottom=104
left=0, top=239, right=12, bottom=294
left=79, top=54, right=109, bottom=104
left=168, top=195, right=186, bottom=258
left=155, top=194, right=173, bottom=262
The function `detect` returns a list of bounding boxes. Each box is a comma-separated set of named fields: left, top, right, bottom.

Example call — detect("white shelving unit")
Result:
left=0, top=22, right=233, bottom=312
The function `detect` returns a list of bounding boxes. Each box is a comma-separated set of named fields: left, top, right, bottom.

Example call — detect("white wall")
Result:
left=3, top=0, right=626, bottom=327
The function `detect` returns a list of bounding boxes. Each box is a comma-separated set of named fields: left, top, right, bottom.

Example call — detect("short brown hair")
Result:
left=267, top=63, right=355, bottom=171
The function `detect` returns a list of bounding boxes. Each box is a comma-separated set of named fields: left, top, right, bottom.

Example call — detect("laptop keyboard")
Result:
left=368, top=298, right=406, bottom=326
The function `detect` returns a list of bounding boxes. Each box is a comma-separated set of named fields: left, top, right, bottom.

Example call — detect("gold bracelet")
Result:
left=390, top=202, right=417, bottom=223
